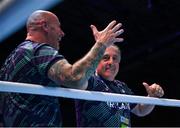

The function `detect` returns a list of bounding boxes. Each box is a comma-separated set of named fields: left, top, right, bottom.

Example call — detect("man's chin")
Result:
left=104, top=74, right=114, bottom=80
left=105, top=70, right=114, bottom=74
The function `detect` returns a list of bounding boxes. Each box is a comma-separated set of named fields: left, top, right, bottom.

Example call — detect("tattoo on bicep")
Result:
left=48, top=59, right=70, bottom=83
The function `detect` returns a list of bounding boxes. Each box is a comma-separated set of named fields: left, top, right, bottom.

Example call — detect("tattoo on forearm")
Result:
left=48, top=42, right=106, bottom=86
left=73, top=42, right=106, bottom=80
left=86, top=43, right=105, bottom=77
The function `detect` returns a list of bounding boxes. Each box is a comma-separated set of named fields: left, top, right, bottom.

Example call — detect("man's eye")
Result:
left=113, top=57, right=117, bottom=61
left=102, top=56, right=109, bottom=61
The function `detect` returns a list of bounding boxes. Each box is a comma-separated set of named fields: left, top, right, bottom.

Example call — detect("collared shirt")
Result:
left=75, top=75, right=135, bottom=127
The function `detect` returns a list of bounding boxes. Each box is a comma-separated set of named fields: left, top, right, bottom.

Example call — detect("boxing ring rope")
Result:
left=0, top=80, right=180, bottom=107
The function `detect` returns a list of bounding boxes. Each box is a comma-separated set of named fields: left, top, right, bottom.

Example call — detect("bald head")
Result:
left=26, top=10, right=65, bottom=50
left=26, top=10, right=57, bottom=31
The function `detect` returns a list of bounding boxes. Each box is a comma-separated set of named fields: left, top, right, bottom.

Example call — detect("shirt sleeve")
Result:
left=32, top=44, right=64, bottom=77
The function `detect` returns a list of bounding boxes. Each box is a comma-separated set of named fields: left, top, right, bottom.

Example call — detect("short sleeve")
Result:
left=32, top=45, right=64, bottom=77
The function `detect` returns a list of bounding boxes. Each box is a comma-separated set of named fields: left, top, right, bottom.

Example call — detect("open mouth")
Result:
left=105, top=68, right=114, bottom=73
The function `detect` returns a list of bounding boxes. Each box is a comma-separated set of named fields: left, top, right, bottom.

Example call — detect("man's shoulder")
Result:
left=114, top=80, right=134, bottom=94
left=114, top=80, right=127, bottom=86
left=20, top=40, right=50, bottom=50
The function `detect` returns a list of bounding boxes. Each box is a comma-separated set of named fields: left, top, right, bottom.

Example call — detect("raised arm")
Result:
left=48, top=20, right=124, bottom=89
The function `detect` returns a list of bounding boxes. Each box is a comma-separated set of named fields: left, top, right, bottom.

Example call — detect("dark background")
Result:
left=0, top=0, right=180, bottom=127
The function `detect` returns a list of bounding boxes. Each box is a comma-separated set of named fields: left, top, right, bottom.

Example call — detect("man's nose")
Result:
left=60, top=30, right=65, bottom=37
left=108, top=58, right=114, bottom=63
left=107, top=58, right=114, bottom=65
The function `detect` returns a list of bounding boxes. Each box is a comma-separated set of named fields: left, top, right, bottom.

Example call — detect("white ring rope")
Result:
left=0, top=80, right=180, bottom=107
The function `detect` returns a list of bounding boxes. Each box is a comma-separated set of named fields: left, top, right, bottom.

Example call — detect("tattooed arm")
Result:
left=48, top=42, right=106, bottom=89
left=48, top=20, right=124, bottom=89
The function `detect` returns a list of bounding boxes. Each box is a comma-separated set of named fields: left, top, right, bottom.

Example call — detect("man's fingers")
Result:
left=142, top=82, right=149, bottom=88
left=111, top=23, right=122, bottom=33
left=143, top=83, right=164, bottom=97
left=114, top=38, right=124, bottom=43
left=154, top=85, right=164, bottom=97
left=90, top=25, right=98, bottom=35
left=112, top=29, right=124, bottom=43
left=115, top=29, right=124, bottom=37
left=91, top=20, right=124, bottom=45
left=105, top=20, right=117, bottom=30
left=142, top=82, right=152, bottom=93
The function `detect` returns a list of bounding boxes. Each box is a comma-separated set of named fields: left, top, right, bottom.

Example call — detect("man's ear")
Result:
left=42, top=21, right=49, bottom=32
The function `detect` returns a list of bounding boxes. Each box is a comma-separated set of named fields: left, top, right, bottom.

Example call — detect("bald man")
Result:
left=0, top=10, right=124, bottom=126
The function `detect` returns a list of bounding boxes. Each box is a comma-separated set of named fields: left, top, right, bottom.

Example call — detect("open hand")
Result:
left=90, top=20, right=124, bottom=47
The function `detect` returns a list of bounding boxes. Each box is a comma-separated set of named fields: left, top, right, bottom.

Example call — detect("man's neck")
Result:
left=26, top=32, right=47, bottom=43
